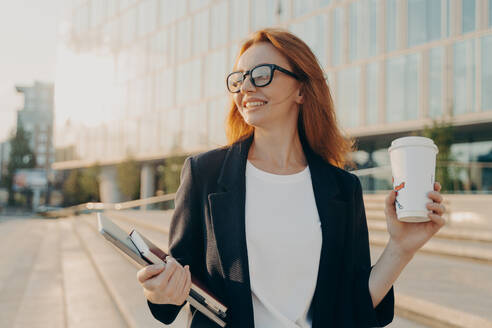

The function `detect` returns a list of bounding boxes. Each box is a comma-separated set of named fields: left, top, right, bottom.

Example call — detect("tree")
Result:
left=117, top=157, right=141, bottom=201
left=62, top=164, right=101, bottom=206
left=420, top=119, right=455, bottom=193
left=6, top=123, right=36, bottom=206
left=157, top=155, right=187, bottom=194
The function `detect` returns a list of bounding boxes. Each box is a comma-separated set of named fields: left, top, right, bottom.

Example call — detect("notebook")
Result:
left=97, top=213, right=227, bottom=327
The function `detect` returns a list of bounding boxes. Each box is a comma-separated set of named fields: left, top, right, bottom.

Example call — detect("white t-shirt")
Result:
left=245, top=160, right=322, bottom=328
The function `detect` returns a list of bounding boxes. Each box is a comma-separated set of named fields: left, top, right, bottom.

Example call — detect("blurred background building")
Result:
left=16, top=81, right=55, bottom=171
left=52, top=0, right=492, bottom=202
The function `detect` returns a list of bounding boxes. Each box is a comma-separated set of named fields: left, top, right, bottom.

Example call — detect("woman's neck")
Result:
left=247, top=127, right=307, bottom=173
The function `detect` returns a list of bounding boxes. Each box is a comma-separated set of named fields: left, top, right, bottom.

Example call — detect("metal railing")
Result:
left=38, top=193, right=176, bottom=218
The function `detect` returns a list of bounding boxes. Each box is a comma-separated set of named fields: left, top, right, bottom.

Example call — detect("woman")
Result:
left=137, top=28, right=446, bottom=328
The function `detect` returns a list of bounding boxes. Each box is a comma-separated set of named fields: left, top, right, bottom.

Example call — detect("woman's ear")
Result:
left=295, top=88, right=304, bottom=104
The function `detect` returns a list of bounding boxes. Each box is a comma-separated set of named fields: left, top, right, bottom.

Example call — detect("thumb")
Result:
left=137, top=263, right=165, bottom=283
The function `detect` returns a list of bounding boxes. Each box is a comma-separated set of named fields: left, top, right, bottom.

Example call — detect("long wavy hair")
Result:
left=225, top=28, right=355, bottom=169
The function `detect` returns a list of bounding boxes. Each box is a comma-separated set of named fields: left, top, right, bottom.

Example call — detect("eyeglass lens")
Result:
left=227, top=65, right=273, bottom=92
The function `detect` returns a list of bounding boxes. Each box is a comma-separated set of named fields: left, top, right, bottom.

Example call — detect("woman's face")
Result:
left=232, top=42, right=303, bottom=129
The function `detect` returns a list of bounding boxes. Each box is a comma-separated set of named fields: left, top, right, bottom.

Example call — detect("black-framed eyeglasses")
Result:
left=226, top=64, right=300, bottom=93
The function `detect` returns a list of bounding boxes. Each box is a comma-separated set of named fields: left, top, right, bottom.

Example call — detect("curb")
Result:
left=396, top=293, right=492, bottom=328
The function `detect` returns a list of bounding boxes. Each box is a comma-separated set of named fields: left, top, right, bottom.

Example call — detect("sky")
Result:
left=0, top=0, right=67, bottom=142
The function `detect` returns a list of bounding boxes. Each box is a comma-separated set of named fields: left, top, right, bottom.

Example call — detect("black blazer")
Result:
left=148, top=133, right=394, bottom=327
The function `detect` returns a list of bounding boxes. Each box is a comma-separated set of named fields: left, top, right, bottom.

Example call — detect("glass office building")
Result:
left=54, top=0, right=492, bottom=194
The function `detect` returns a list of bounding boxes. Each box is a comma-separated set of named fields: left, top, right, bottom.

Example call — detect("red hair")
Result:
left=225, top=28, right=355, bottom=169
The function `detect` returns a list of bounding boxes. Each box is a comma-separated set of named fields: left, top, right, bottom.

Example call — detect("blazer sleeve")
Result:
left=147, top=156, right=205, bottom=324
left=352, top=175, right=395, bottom=327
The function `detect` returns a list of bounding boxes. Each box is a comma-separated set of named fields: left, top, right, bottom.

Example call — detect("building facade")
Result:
left=54, top=0, right=492, bottom=196
left=16, top=81, right=55, bottom=171
left=0, top=140, right=11, bottom=184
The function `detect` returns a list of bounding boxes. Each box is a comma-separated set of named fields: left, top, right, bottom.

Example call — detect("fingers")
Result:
left=157, top=257, right=179, bottom=287
left=180, top=266, right=192, bottom=297
left=426, top=202, right=446, bottom=216
left=165, top=264, right=187, bottom=304
left=137, top=263, right=165, bottom=284
left=427, top=190, right=443, bottom=203
left=179, top=265, right=191, bottom=304
left=428, top=211, right=446, bottom=226
left=434, top=181, right=442, bottom=192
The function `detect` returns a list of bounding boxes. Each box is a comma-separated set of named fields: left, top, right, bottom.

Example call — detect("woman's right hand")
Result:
left=137, top=256, right=192, bottom=305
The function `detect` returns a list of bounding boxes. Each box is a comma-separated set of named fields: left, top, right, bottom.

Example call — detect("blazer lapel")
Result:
left=208, top=134, right=255, bottom=328
left=208, top=132, right=348, bottom=327
left=302, top=139, right=349, bottom=325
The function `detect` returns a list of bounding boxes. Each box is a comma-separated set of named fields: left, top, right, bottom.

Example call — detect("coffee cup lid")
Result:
left=388, top=136, right=438, bottom=153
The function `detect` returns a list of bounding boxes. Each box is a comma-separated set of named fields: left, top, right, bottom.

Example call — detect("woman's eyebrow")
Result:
left=234, top=63, right=270, bottom=72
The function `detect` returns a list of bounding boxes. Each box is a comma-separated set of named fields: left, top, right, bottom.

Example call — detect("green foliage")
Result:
left=62, top=164, right=101, bottom=206
left=117, top=157, right=141, bottom=200
left=157, top=155, right=187, bottom=195
left=421, top=119, right=455, bottom=193
left=6, top=124, right=36, bottom=205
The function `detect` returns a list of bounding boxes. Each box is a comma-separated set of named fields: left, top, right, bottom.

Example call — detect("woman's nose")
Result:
left=240, top=75, right=256, bottom=93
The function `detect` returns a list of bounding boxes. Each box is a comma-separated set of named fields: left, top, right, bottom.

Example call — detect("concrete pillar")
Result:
left=99, top=166, right=123, bottom=204
left=140, top=163, right=155, bottom=209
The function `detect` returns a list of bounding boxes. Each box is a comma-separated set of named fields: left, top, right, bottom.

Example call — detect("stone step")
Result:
left=0, top=218, right=56, bottom=328
left=10, top=220, right=64, bottom=328
left=369, top=230, right=492, bottom=263
left=368, top=220, right=492, bottom=243
left=74, top=214, right=190, bottom=327
left=371, top=246, right=492, bottom=327
left=59, top=218, right=128, bottom=328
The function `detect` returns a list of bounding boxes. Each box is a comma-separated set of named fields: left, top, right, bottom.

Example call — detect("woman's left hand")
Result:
left=384, top=182, right=446, bottom=257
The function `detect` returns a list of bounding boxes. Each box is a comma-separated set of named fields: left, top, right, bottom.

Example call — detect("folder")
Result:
left=97, top=213, right=228, bottom=327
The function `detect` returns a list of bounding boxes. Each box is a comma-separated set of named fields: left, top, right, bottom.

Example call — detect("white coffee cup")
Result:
left=388, top=136, right=438, bottom=223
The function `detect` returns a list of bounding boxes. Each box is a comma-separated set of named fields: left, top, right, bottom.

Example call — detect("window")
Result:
left=230, top=0, right=249, bottom=42
left=408, top=0, right=441, bottom=47
left=446, top=0, right=452, bottom=37
left=177, top=17, right=192, bottom=60
left=369, top=0, right=379, bottom=56
left=462, top=0, right=476, bottom=33
left=159, top=0, right=186, bottom=25
left=428, top=48, right=443, bottom=118
left=320, top=0, right=332, bottom=7
left=290, top=15, right=328, bottom=68
left=332, top=7, right=343, bottom=66
left=193, top=9, right=209, bottom=55
left=293, top=0, right=317, bottom=17
left=176, top=59, right=201, bottom=106
left=149, top=30, right=166, bottom=70
left=336, top=67, right=361, bottom=128
left=137, top=0, right=157, bottom=37
left=120, top=7, right=136, bottom=46
left=189, top=0, right=212, bottom=12
left=453, top=40, right=475, bottom=115
left=349, top=2, right=360, bottom=61
left=489, top=0, right=492, bottom=27
left=385, top=54, right=420, bottom=123
left=366, top=62, right=379, bottom=125
left=208, top=97, right=228, bottom=146
left=251, top=0, right=275, bottom=31
left=204, top=49, right=227, bottom=97
left=157, top=68, right=174, bottom=109
left=348, top=0, right=379, bottom=61
left=211, top=1, right=227, bottom=49
left=37, top=143, right=47, bottom=153
left=386, top=0, right=397, bottom=51
left=163, top=107, right=182, bottom=152
left=482, top=35, right=492, bottom=110
left=182, top=104, right=207, bottom=150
